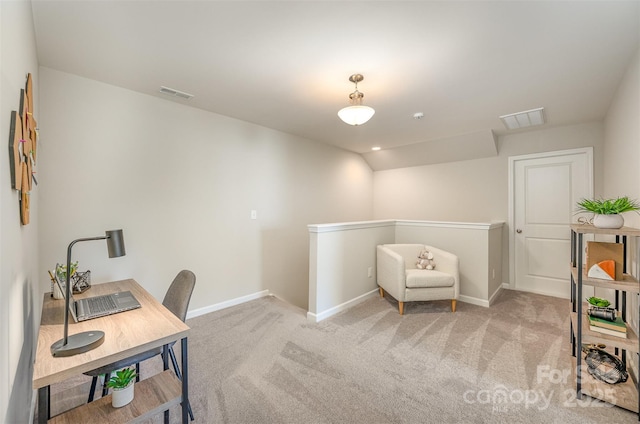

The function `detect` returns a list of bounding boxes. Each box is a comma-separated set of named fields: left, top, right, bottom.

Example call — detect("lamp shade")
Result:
left=106, top=229, right=126, bottom=258
left=338, top=105, right=376, bottom=126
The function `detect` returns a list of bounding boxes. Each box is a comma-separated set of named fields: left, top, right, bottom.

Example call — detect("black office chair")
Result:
left=85, top=270, right=196, bottom=420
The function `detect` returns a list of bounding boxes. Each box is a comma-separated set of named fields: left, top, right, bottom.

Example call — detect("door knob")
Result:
left=516, top=229, right=522, bottom=233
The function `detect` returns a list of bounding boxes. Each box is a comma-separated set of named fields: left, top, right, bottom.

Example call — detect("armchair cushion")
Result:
left=406, top=269, right=455, bottom=288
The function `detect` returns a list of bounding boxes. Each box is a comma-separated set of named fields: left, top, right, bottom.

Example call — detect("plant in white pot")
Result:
left=107, top=367, right=136, bottom=408
left=576, top=196, right=640, bottom=229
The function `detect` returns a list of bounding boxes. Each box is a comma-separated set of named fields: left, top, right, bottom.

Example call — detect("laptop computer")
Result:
left=54, top=275, right=141, bottom=322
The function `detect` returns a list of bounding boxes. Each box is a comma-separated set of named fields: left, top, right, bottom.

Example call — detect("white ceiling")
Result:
left=31, top=1, right=639, bottom=160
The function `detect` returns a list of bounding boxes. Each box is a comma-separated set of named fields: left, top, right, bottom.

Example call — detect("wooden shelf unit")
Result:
left=570, top=224, right=640, bottom=416
left=48, top=370, right=182, bottom=424
left=570, top=311, right=638, bottom=354
left=570, top=267, right=640, bottom=293
left=570, top=356, right=639, bottom=413
left=570, top=224, right=640, bottom=237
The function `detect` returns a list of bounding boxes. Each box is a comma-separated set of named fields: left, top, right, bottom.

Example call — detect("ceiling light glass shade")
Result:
left=338, top=105, right=375, bottom=126
left=338, top=74, right=375, bottom=126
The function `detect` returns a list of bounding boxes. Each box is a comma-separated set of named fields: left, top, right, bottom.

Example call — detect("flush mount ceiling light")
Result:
left=338, top=74, right=375, bottom=126
left=499, top=107, right=545, bottom=130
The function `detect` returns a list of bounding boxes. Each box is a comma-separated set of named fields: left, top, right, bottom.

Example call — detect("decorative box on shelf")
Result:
left=70, top=270, right=91, bottom=293
left=50, top=265, right=92, bottom=297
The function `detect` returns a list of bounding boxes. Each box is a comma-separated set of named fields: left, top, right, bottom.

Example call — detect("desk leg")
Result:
left=162, top=344, right=169, bottom=370
left=163, top=344, right=170, bottom=424
left=37, top=385, right=49, bottom=424
left=182, top=337, right=189, bottom=424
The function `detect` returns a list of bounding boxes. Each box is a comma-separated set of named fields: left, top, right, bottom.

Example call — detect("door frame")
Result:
left=507, top=147, right=594, bottom=291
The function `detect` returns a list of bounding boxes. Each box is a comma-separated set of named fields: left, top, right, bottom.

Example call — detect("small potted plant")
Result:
left=587, top=296, right=611, bottom=308
left=107, top=367, right=136, bottom=408
left=55, top=261, right=78, bottom=282
left=576, top=196, right=640, bottom=229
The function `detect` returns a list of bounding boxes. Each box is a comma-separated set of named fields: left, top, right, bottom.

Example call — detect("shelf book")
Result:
left=588, top=312, right=627, bottom=338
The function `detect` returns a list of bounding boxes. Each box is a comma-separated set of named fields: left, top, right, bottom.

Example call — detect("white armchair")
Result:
left=377, top=244, right=459, bottom=315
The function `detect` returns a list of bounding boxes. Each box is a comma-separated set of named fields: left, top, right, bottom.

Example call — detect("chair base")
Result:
left=379, top=286, right=456, bottom=315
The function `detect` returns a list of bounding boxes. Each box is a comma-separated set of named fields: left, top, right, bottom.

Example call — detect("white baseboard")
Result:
left=458, top=294, right=490, bottom=308
left=459, top=284, right=505, bottom=308
left=186, top=290, right=270, bottom=319
left=307, top=289, right=379, bottom=323
left=488, top=284, right=504, bottom=306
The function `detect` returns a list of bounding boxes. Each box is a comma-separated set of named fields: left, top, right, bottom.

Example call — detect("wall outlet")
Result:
left=250, top=210, right=257, bottom=220
left=368, top=267, right=373, bottom=278
left=492, top=268, right=495, bottom=279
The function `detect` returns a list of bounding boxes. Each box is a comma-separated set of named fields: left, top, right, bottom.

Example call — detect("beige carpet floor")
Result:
left=45, top=289, right=636, bottom=423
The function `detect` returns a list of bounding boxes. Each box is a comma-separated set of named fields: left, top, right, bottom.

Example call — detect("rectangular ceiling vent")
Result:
left=159, top=86, right=194, bottom=100
left=499, top=107, right=545, bottom=130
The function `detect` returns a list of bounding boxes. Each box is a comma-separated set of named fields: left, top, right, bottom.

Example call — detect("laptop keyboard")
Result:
left=87, top=295, right=118, bottom=314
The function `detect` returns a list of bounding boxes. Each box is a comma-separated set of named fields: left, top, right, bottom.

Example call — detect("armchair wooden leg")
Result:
left=451, top=299, right=457, bottom=313
left=399, top=301, right=405, bottom=315
left=379, top=287, right=384, bottom=298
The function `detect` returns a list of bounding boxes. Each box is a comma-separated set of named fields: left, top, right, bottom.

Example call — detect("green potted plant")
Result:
left=576, top=196, right=640, bottom=229
left=55, top=261, right=78, bottom=281
left=586, top=296, right=610, bottom=308
left=52, top=262, right=79, bottom=299
left=107, top=366, right=136, bottom=408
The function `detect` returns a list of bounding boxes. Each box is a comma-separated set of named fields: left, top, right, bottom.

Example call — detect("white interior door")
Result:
left=511, top=148, right=593, bottom=298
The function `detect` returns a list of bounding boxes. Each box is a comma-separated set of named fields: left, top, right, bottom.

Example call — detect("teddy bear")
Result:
left=416, top=249, right=436, bottom=270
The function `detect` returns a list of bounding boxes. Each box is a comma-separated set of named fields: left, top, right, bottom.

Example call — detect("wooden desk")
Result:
left=33, top=279, right=190, bottom=423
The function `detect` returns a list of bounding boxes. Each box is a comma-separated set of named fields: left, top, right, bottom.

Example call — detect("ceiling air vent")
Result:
left=159, top=86, right=194, bottom=100
left=499, top=107, right=545, bottom=130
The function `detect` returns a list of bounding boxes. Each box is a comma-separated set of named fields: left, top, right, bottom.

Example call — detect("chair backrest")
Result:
left=162, top=270, right=196, bottom=322
left=382, top=244, right=424, bottom=270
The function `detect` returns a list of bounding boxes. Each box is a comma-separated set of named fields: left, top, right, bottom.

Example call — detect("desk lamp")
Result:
left=51, top=229, right=126, bottom=357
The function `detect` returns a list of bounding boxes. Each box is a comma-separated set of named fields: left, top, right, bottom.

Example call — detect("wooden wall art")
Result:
left=8, top=73, right=38, bottom=225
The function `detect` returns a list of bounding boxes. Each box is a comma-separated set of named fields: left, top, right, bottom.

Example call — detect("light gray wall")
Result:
left=604, top=48, right=639, bottom=226
left=308, top=221, right=395, bottom=320
left=603, top=48, right=640, bottom=332
left=0, top=2, right=40, bottom=423
left=372, top=121, right=606, bottom=285
left=373, top=122, right=605, bottom=222
left=38, top=67, right=374, bottom=314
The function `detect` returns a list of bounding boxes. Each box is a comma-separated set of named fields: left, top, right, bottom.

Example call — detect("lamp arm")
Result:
left=61, top=236, right=108, bottom=345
